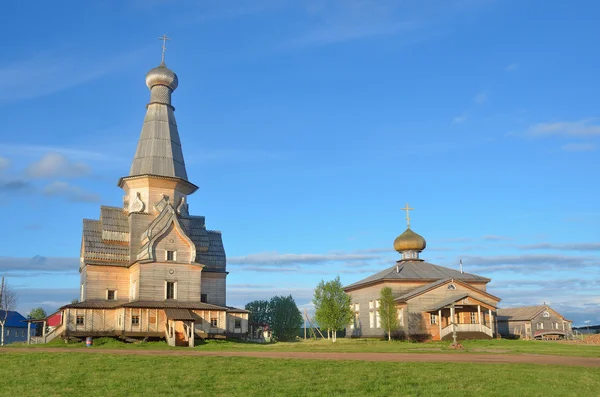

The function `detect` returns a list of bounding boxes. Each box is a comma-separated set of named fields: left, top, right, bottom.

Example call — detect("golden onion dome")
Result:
left=393, top=227, right=427, bottom=253
left=146, top=61, right=178, bottom=91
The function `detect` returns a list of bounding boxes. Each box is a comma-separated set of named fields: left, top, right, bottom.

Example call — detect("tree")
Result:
left=313, top=276, right=353, bottom=342
left=268, top=295, right=302, bottom=342
left=245, top=300, right=271, bottom=325
left=0, top=277, right=18, bottom=346
left=28, top=307, right=47, bottom=320
left=378, top=287, right=398, bottom=341
left=28, top=307, right=48, bottom=337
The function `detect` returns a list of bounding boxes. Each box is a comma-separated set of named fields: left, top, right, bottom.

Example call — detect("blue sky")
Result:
left=1, top=0, right=598, bottom=326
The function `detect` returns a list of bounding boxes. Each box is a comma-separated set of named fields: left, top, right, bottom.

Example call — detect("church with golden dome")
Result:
left=344, top=205, right=501, bottom=341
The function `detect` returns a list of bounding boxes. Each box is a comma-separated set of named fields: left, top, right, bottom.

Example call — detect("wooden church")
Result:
left=344, top=206, right=501, bottom=341
left=48, top=45, right=248, bottom=346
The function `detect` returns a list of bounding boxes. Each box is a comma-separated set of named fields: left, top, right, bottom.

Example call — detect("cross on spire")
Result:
left=402, top=203, right=414, bottom=228
left=159, top=34, right=171, bottom=63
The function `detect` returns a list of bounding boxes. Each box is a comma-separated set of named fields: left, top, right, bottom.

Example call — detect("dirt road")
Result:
left=3, top=348, right=600, bottom=367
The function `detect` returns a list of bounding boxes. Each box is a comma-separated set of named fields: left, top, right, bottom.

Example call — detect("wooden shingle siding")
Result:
left=138, top=263, right=202, bottom=302
left=201, top=272, right=226, bottom=306
left=84, top=265, right=130, bottom=301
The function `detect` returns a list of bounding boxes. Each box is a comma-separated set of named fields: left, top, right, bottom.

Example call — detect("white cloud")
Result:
left=229, top=251, right=381, bottom=266
left=452, top=113, right=468, bottom=124
left=474, top=92, right=487, bottom=104
left=0, top=143, right=108, bottom=161
left=0, top=156, right=9, bottom=171
left=25, top=152, right=90, bottom=179
left=0, top=48, right=147, bottom=103
left=482, top=235, right=513, bottom=241
left=505, top=63, right=518, bottom=71
left=43, top=181, right=100, bottom=203
left=560, top=142, right=597, bottom=152
left=526, top=118, right=600, bottom=137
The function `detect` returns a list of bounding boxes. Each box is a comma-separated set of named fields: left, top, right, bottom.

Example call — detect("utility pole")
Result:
left=304, top=309, right=307, bottom=340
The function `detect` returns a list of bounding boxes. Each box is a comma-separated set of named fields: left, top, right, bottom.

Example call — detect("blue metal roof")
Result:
left=0, top=310, right=36, bottom=328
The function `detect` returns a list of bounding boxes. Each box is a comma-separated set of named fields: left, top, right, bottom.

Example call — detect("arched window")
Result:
left=542, top=311, right=550, bottom=318
left=447, top=283, right=456, bottom=290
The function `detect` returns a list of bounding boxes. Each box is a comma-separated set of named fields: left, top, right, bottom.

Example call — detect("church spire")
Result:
left=127, top=35, right=190, bottom=182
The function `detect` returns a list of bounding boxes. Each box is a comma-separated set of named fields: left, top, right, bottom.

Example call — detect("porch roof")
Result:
left=426, top=293, right=498, bottom=312
left=164, top=308, right=195, bottom=321
left=426, top=293, right=469, bottom=311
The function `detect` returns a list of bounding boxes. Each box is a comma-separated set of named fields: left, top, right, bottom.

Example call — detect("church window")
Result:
left=210, top=317, right=218, bottom=327
left=542, top=311, right=550, bottom=318
left=234, top=318, right=242, bottom=329
left=107, top=290, right=117, bottom=300
left=201, top=294, right=208, bottom=303
left=166, top=282, right=177, bottom=300
left=76, top=315, right=84, bottom=326
left=375, top=301, right=381, bottom=328
left=80, top=284, right=85, bottom=301
left=470, top=312, right=477, bottom=324
left=398, top=308, right=404, bottom=326
left=166, top=250, right=176, bottom=261
left=447, top=284, right=456, bottom=290
left=132, top=315, right=140, bottom=326
left=369, top=311, right=375, bottom=328
left=430, top=313, right=437, bottom=325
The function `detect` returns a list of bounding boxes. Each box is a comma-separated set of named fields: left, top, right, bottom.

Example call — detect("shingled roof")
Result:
left=344, top=260, right=490, bottom=290
left=497, top=306, right=549, bottom=321
left=82, top=219, right=129, bottom=266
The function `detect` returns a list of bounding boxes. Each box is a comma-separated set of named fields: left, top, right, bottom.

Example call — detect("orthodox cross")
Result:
left=159, top=34, right=171, bottom=63
left=402, top=203, right=414, bottom=228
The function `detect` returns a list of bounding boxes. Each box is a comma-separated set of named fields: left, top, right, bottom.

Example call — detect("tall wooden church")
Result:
left=52, top=49, right=248, bottom=346
left=344, top=207, right=501, bottom=341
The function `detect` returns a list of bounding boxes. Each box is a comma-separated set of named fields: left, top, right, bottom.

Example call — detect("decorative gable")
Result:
left=136, top=200, right=197, bottom=263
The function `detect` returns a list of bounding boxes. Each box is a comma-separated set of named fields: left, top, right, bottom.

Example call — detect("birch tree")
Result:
left=0, top=278, right=18, bottom=346
left=378, top=287, right=398, bottom=341
left=313, top=276, right=353, bottom=342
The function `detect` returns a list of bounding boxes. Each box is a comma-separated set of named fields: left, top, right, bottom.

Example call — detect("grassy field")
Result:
left=12, top=336, right=600, bottom=357
left=0, top=351, right=598, bottom=396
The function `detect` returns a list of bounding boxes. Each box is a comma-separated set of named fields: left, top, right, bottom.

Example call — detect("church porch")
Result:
left=426, top=295, right=496, bottom=341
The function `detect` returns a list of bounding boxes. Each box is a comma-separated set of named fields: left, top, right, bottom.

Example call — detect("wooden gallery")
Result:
left=42, top=55, right=248, bottom=346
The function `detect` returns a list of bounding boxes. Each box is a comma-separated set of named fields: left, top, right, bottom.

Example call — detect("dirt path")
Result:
left=3, top=348, right=600, bottom=367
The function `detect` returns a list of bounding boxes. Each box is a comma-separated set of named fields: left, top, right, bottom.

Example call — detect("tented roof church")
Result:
left=344, top=205, right=501, bottom=341
left=49, top=42, right=248, bottom=347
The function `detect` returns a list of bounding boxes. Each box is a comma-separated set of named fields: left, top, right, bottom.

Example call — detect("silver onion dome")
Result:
left=145, top=61, right=178, bottom=91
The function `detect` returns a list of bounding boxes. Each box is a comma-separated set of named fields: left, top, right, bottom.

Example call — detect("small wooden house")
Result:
left=44, top=55, right=248, bottom=346
left=344, top=213, right=501, bottom=341
left=497, top=305, right=573, bottom=340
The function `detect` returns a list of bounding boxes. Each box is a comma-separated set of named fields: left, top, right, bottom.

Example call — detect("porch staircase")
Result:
left=441, top=331, right=493, bottom=341
left=175, top=331, right=187, bottom=347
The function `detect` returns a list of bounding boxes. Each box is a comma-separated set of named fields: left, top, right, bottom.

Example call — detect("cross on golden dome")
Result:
left=402, top=203, right=414, bottom=228
left=159, top=34, right=171, bottom=63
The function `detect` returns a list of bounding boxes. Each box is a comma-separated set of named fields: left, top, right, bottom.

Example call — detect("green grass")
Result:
left=0, top=352, right=598, bottom=396
left=10, top=336, right=600, bottom=357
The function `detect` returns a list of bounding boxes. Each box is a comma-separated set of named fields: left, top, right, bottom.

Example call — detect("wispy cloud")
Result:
left=462, top=254, right=599, bottom=273
left=482, top=235, right=513, bottom=242
left=0, top=48, right=147, bottom=103
left=0, top=255, right=79, bottom=274
left=519, top=243, right=600, bottom=251
left=229, top=251, right=381, bottom=266
left=505, top=63, right=518, bottom=72
left=25, top=152, right=90, bottom=179
left=43, top=181, right=100, bottom=203
left=525, top=118, right=600, bottom=137
left=0, top=157, right=9, bottom=171
left=560, top=142, right=597, bottom=152
left=452, top=113, right=469, bottom=124
left=284, top=0, right=494, bottom=49
left=0, top=144, right=110, bottom=162
left=474, top=92, right=487, bottom=104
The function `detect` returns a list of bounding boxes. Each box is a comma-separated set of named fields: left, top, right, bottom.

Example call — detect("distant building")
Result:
left=0, top=310, right=36, bottom=345
left=497, top=305, right=573, bottom=340
left=40, top=43, right=248, bottom=347
left=344, top=206, right=501, bottom=341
